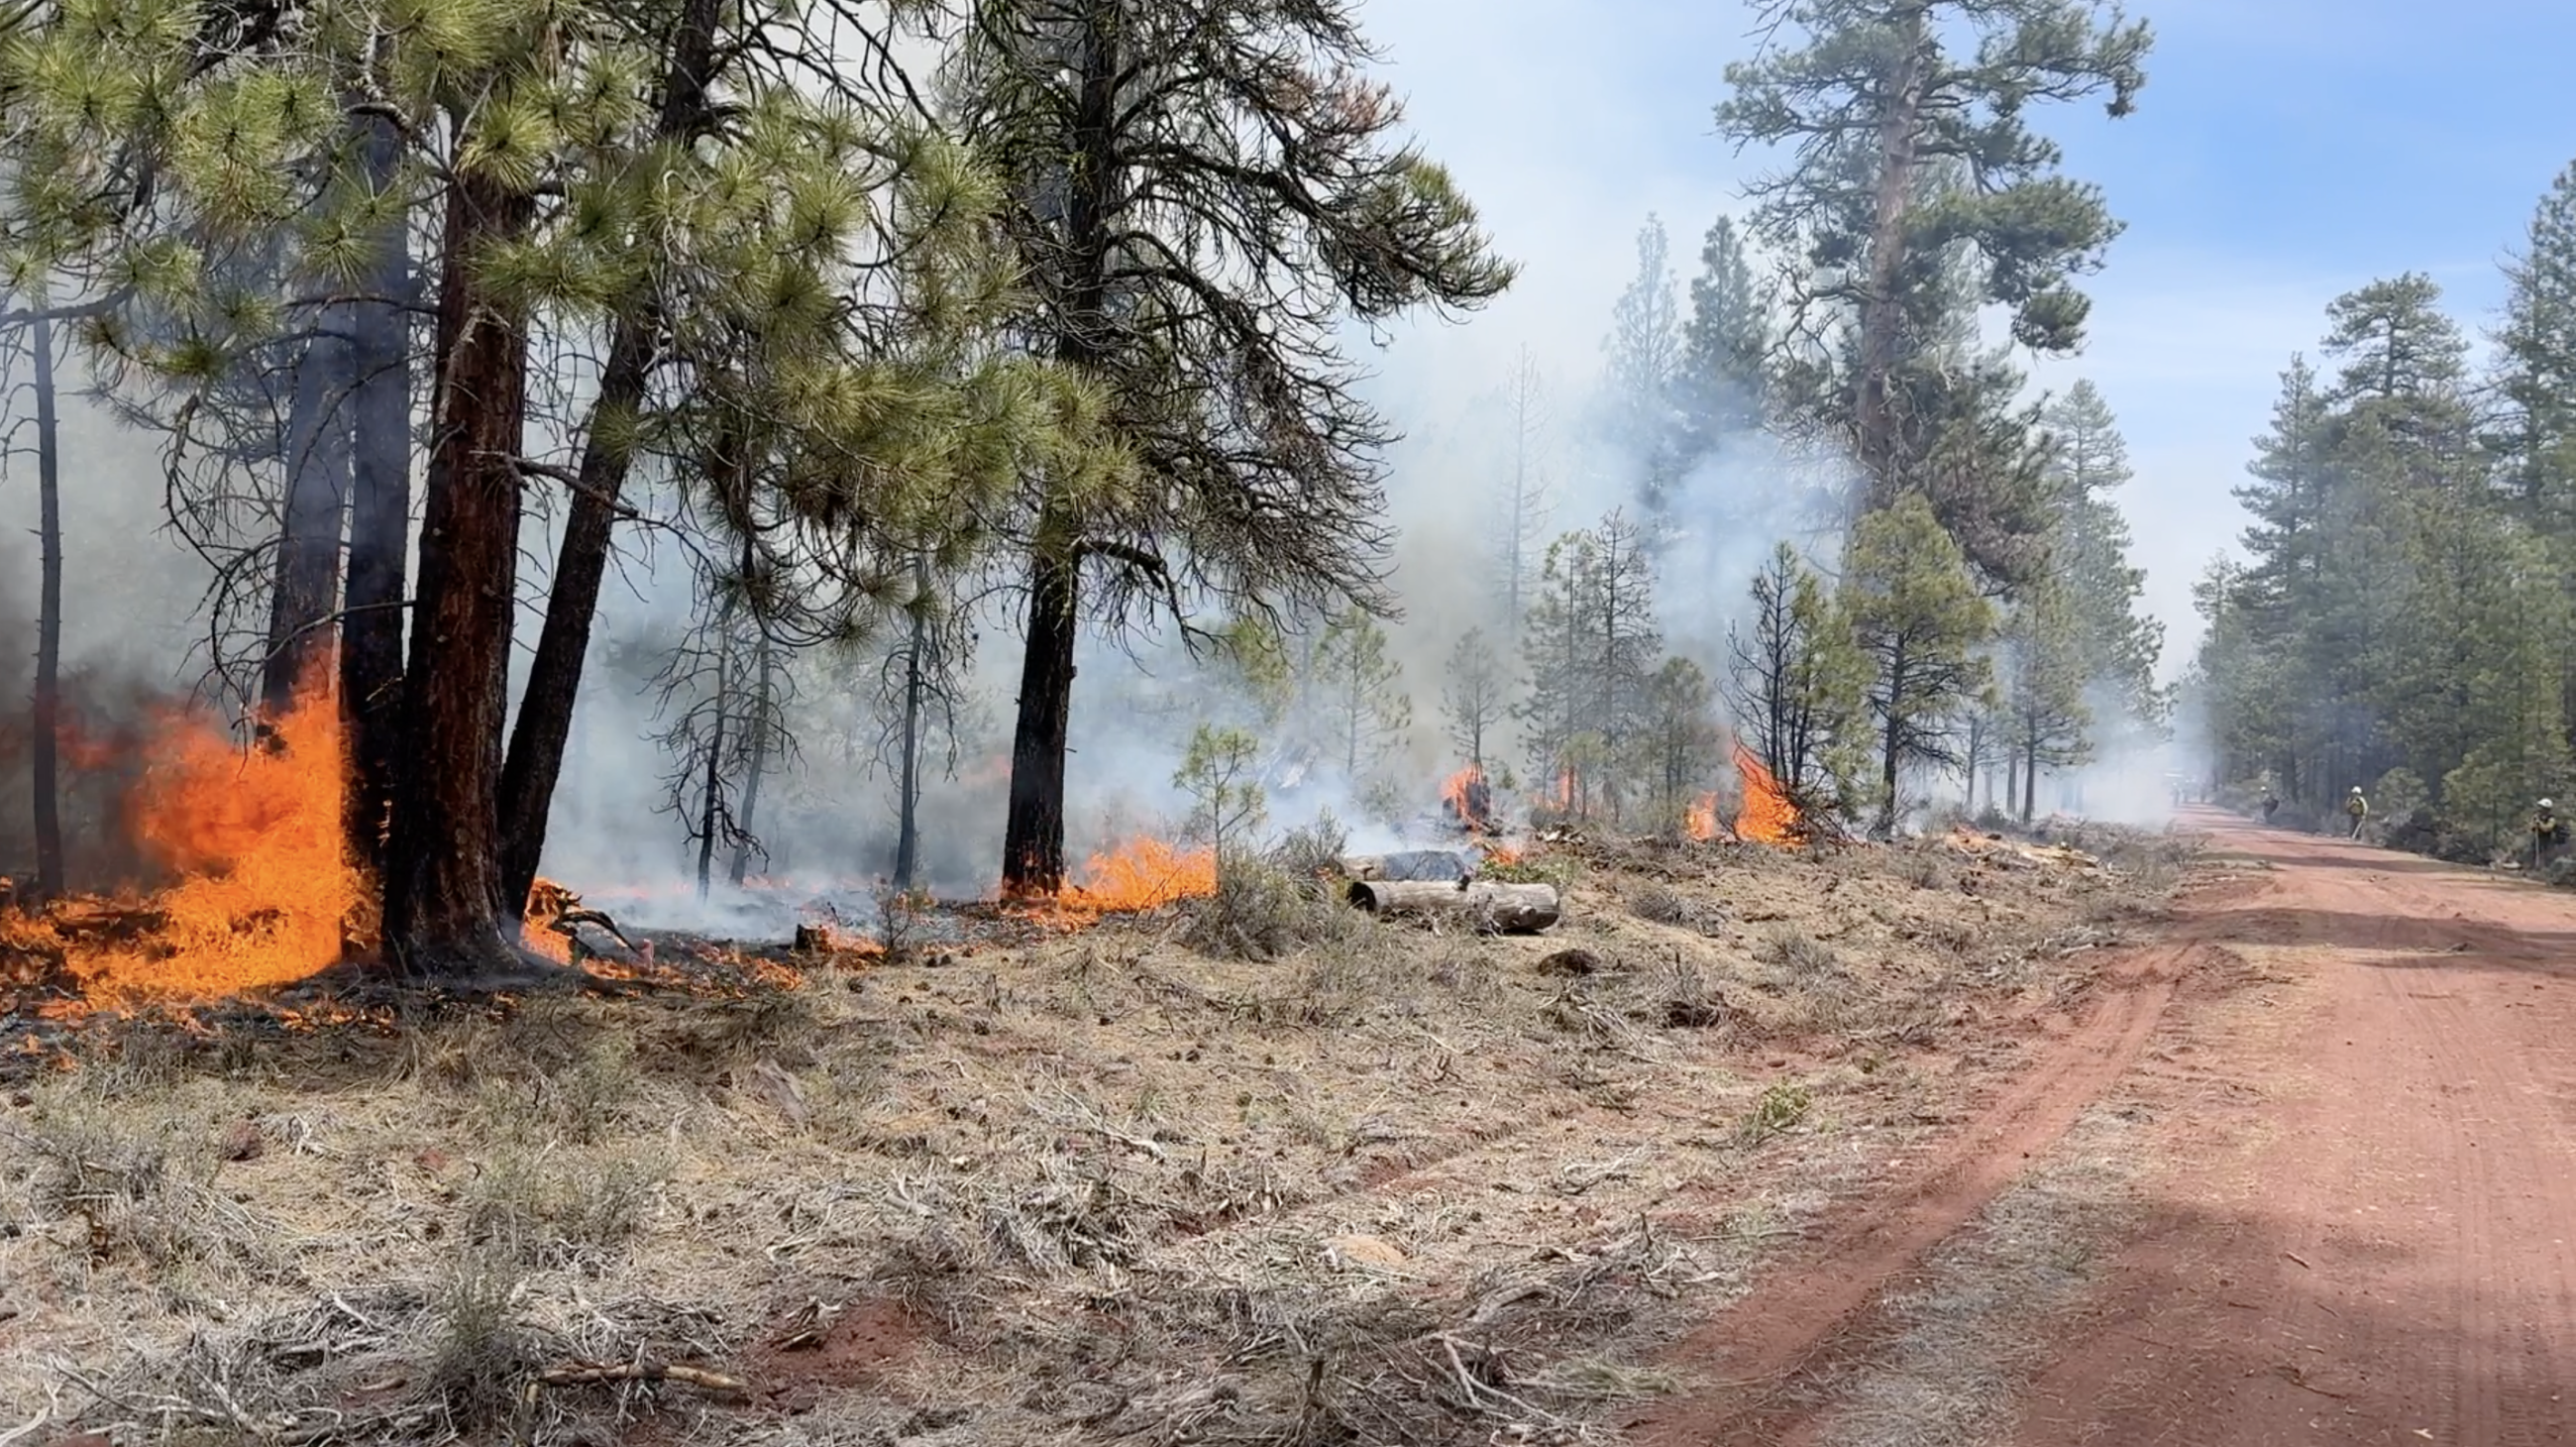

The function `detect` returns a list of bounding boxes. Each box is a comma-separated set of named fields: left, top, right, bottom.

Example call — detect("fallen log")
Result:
left=1340, top=850, right=1474, bottom=883
left=1345, top=879, right=1560, bottom=934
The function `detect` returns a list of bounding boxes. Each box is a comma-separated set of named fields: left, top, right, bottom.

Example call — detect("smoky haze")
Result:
left=1, top=1, right=2219, bottom=925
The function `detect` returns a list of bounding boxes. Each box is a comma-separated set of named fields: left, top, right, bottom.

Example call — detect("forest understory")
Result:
left=0, top=824, right=2194, bottom=1447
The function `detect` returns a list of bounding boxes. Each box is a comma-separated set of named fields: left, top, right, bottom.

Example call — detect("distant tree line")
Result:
left=2191, top=162, right=2576, bottom=857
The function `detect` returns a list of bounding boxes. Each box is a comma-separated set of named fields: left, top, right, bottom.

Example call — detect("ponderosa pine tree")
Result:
left=1724, top=541, right=1866, bottom=817
left=1489, top=348, right=1556, bottom=626
left=1442, top=627, right=1507, bottom=773
left=1843, top=492, right=1994, bottom=835
left=1, top=0, right=1080, bottom=976
left=1640, top=656, right=1722, bottom=830
left=1996, top=581, right=2091, bottom=823
left=28, top=310, right=62, bottom=904
left=494, top=0, right=732, bottom=913
left=1521, top=531, right=1597, bottom=815
left=1602, top=215, right=1685, bottom=520
left=2492, top=161, right=2576, bottom=748
left=1717, top=0, right=2149, bottom=579
left=1671, top=213, right=1770, bottom=477
left=2195, top=267, right=2570, bottom=850
left=954, top=0, right=1513, bottom=896
left=2041, top=381, right=2163, bottom=730
left=260, top=332, right=353, bottom=719
left=2495, top=162, right=2576, bottom=523
left=1317, top=612, right=1413, bottom=784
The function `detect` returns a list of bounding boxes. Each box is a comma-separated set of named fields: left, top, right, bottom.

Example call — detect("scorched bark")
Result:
left=382, top=165, right=535, bottom=975
left=341, top=107, right=414, bottom=875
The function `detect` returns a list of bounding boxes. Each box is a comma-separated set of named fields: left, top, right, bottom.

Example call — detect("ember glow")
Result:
left=2, top=678, right=367, bottom=1001
left=1733, top=743, right=1800, bottom=847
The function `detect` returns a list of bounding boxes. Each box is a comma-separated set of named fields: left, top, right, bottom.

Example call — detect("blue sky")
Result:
left=1358, top=0, right=2576, bottom=671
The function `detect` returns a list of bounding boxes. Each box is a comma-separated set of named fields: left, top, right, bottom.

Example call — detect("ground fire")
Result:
left=1042, top=836, right=1217, bottom=920
left=2, top=677, right=364, bottom=1003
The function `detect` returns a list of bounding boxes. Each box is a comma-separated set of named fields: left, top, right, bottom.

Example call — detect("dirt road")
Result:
left=1639, top=812, right=2576, bottom=1446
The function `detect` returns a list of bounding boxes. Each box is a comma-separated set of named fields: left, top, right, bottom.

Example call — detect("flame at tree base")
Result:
left=1734, top=743, right=1801, bottom=847
left=3, top=681, right=368, bottom=1003
left=1442, top=765, right=1494, bottom=833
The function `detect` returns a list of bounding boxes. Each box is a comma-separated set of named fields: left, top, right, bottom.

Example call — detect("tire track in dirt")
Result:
left=1625, top=929, right=2206, bottom=1446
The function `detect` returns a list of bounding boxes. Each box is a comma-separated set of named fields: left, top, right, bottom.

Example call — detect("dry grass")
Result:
left=1814, top=1106, right=2148, bottom=1447
left=0, top=825, right=2193, bottom=1446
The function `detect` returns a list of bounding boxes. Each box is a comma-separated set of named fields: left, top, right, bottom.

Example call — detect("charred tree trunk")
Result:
left=892, top=561, right=928, bottom=891
left=1854, top=7, right=1928, bottom=515
left=342, top=108, right=415, bottom=877
left=496, top=0, right=724, bottom=915
left=263, top=330, right=353, bottom=718
left=29, top=312, right=62, bottom=904
left=1003, top=533, right=1079, bottom=895
left=726, top=636, right=772, bottom=888
left=695, top=667, right=727, bottom=902
left=382, top=166, right=537, bottom=976
left=1001, top=9, right=1116, bottom=898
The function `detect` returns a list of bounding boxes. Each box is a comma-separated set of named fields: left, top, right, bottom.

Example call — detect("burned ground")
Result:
left=0, top=829, right=2195, bottom=1446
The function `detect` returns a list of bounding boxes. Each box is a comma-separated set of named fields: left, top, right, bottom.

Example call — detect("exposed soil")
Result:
left=2009, top=814, right=2576, bottom=1446
left=1632, top=810, right=2576, bottom=1445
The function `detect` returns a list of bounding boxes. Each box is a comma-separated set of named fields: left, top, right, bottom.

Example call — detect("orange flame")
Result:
left=1733, top=742, right=1799, bottom=847
left=1685, top=793, right=1722, bottom=841
left=1010, top=835, right=1217, bottom=926
left=522, top=877, right=578, bottom=966
left=3, top=678, right=367, bottom=1001
left=1068, top=836, right=1216, bottom=913
left=1443, top=765, right=1493, bottom=832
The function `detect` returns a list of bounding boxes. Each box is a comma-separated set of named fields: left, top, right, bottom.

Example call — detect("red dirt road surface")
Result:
left=1637, top=810, right=2576, bottom=1446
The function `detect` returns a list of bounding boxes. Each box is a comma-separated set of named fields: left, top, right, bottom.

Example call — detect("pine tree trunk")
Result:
left=263, top=331, right=352, bottom=717
left=1003, top=538, right=1078, bottom=895
left=2020, top=734, right=2038, bottom=826
left=382, top=167, right=536, bottom=977
left=29, top=312, right=63, bottom=904
left=342, top=107, right=413, bottom=877
left=892, top=566, right=927, bottom=891
left=1877, top=651, right=1906, bottom=838
left=496, top=0, right=724, bottom=915
left=696, top=678, right=727, bottom=903
left=496, top=325, right=649, bottom=912
left=1001, top=3, right=1114, bottom=898
left=1855, top=7, right=1928, bottom=512
left=727, top=636, right=772, bottom=888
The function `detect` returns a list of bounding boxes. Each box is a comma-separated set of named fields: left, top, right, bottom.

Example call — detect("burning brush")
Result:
left=522, top=878, right=651, bottom=969
left=1441, top=765, right=1496, bottom=834
left=1733, top=742, right=1802, bottom=846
